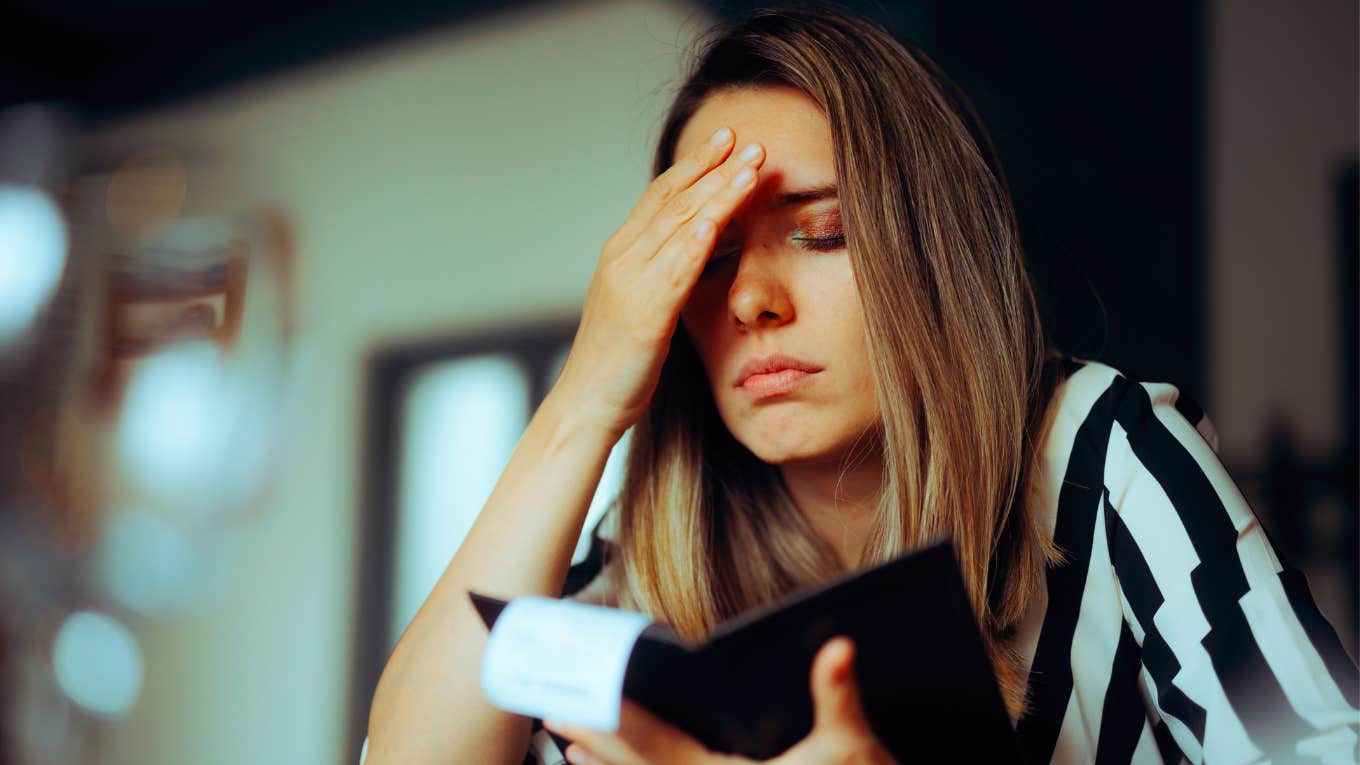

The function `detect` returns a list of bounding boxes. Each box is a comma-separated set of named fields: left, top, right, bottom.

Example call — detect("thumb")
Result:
left=810, top=636, right=871, bottom=734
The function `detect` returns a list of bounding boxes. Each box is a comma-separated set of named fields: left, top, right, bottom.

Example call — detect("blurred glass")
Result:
left=52, top=610, right=143, bottom=717
left=95, top=211, right=297, bottom=615
left=0, top=108, right=300, bottom=762
left=0, top=184, right=68, bottom=346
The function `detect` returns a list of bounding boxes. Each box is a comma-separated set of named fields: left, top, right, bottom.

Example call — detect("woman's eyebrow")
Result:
left=769, top=183, right=838, bottom=210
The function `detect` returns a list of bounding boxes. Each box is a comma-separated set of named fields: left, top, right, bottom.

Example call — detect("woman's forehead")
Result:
left=674, top=86, right=835, bottom=176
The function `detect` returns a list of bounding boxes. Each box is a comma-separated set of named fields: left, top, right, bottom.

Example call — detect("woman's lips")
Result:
left=739, top=369, right=819, bottom=400
left=733, top=354, right=823, bottom=401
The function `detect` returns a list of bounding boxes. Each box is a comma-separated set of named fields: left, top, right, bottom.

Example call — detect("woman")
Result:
left=364, top=5, right=1358, bottom=764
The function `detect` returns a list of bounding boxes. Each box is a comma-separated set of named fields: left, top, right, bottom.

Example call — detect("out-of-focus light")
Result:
left=116, top=340, right=228, bottom=510
left=96, top=509, right=196, bottom=616
left=52, top=611, right=143, bottom=717
left=0, top=184, right=67, bottom=343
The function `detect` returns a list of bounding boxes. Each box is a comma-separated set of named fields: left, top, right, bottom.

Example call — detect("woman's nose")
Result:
left=728, top=249, right=794, bottom=329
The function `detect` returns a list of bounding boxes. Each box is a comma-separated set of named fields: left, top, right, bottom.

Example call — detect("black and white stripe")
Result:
left=1016, top=359, right=1359, bottom=763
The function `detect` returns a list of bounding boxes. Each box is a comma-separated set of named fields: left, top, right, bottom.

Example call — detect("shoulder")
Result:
left=1045, top=356, right=1216, bottom=451
left=1040, top=356, right=1218, bottom=483
left=1031, top=355, right=1224, bottom=549
left=1042, top=356, right=1277, bottom=604
left=1062, top=358, right=1225, bottom=519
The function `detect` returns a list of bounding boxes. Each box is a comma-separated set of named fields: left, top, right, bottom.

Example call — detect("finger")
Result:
left=607, top=125, right=735, bottom=256
left=616, top=698, right=724, bottom=763
left=546, top=701, right=733, bottom=765
left=632, top=142, right=764, bottom=267
left=544, top=724, right=641, bottom=765
left=810, top=636, right=872, bottom=734
left=649, top=162, right=765, bottom=291
left=564, top=741, right=629, bottom=765
left=652, top=205, right=720, bottom=294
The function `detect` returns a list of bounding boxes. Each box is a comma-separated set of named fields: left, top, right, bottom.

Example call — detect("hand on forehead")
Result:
left=674, top=86, right=836, bottom=187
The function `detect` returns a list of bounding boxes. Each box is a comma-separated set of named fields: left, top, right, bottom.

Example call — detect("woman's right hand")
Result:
left=551, top=126, right=766, bottom=439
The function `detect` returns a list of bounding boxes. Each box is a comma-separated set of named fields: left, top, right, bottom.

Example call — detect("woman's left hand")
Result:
left=542, top=636, right=899, bottom=765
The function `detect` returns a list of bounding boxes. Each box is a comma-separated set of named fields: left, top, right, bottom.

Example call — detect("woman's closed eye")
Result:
left=700, top=230, right=847, bottom=277
left=791, top=232, right=846, bottom=251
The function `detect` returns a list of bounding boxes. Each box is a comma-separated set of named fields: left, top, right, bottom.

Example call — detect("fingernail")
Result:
left=839, top=639, right=856, bottom=671
left=739, top=142, right=761, bottom=161
left=731, top=167, right=755, bottom=188
left=711, top=127, right=732, bottom=146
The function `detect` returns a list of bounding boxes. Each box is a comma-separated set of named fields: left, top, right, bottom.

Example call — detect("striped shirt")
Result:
left=364, top=356, right=1360, bottom=764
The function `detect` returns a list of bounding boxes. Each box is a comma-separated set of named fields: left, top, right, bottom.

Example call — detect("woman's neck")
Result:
left=779, top=443, right=884, bottom=569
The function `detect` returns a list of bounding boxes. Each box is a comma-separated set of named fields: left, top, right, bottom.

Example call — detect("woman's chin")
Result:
left=719, top=405, right=878, bottom=467
left=740, top=433, right=845, bottom=467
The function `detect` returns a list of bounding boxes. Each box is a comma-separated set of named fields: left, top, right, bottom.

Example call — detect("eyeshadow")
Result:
left=793, top=207, right=843, bottom=238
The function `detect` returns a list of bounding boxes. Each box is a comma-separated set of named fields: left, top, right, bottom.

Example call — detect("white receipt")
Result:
left=480, top=596, right=651, bottom=731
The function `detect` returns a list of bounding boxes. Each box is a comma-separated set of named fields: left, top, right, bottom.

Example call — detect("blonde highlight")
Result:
left=609, top=3, right=1066, bottom=721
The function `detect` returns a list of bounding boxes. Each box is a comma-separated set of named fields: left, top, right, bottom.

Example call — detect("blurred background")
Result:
left=0, top=0, right=1354, bottom=762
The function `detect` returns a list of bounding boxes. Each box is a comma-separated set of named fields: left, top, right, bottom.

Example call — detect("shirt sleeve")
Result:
left=562, top=505, right=621, bottom=607
left=1102, top=377, right=1359, bottom=763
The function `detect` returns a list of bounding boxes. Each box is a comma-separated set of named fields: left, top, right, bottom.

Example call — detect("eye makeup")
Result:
left=788, top=207, right=845, bottom=251
left=788, top=229, right=845, bottom=251
left=699, top=207, right=845, bottom=277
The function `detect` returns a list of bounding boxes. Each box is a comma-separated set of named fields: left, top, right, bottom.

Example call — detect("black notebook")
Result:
left=469, top=539, right=1020, bottom=762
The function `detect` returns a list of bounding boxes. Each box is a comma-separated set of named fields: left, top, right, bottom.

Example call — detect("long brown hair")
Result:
left=610, top=2, right=1064, bottom=719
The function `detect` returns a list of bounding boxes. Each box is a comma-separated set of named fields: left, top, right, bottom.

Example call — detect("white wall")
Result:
left=80, top=1, right=712, bottom=762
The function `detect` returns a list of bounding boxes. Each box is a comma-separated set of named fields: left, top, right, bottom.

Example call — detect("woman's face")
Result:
left=676, top=85, right=881, bottom=467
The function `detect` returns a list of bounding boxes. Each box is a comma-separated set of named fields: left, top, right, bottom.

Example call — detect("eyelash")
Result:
left=700, top=234, right=846, bottom=277
left=793, top=234, right=846, bottom=252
